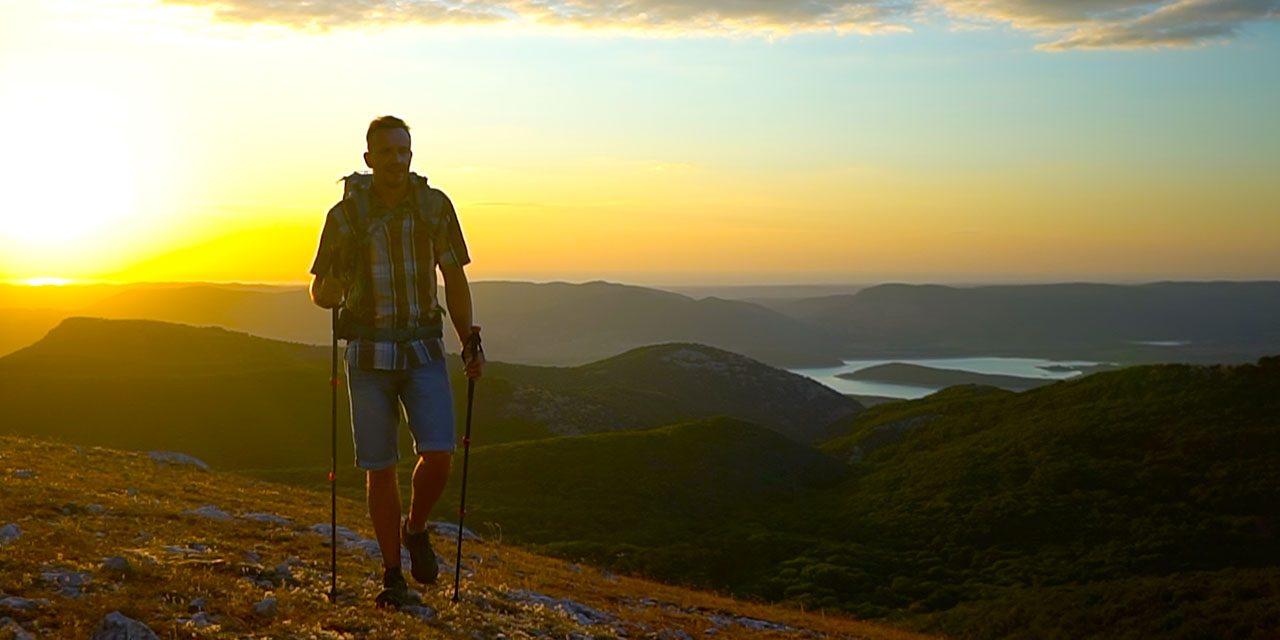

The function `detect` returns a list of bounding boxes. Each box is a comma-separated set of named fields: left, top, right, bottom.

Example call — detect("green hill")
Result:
left=489, top=342, right=861, bottom=443
left=769, top=357, right=1280, bottom=638
left=0, top=319, right=852, bottom=472
left=438, top=417, right=848, bottom=588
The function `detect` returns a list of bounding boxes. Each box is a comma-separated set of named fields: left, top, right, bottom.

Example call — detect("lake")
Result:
left=789, top=356, right=1103, bottom=400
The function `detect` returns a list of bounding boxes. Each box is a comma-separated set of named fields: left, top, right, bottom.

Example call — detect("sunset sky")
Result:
left=1, top=0, right=1277, bottom=286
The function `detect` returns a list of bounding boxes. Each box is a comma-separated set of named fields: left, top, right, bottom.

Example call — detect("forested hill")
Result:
left=784, top=356, right=1280, bottom=638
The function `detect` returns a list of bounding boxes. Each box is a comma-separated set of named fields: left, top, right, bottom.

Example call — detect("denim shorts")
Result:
left=345, top=349, right=456, bottom=470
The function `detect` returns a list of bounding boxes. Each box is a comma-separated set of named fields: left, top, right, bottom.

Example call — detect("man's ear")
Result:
left=363, top=151, right=373, bottom=169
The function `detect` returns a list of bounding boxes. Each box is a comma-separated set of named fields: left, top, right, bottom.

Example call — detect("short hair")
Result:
left=366, top=115, right=410, bottom=147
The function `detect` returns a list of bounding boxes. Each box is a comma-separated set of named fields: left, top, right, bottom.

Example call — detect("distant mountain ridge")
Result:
left=3, top=280, right=847, bottom=366
left=770, top=281, right=1280, bottom=362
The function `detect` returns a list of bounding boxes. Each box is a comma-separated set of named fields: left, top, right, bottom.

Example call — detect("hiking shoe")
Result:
left=374, top=567, right=420, bottom=609
left=402, top=520, right=439, bottom=585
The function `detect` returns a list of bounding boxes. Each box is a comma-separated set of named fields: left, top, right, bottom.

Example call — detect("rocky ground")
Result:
left=0, top=435, right=931, bottom=639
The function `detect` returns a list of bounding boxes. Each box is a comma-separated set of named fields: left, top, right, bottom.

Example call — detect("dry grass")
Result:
left=0, top=435, right=935, bottom=639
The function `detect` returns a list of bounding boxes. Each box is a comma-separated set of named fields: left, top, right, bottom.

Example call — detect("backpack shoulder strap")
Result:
left=411, top=174, right=446, bottom=230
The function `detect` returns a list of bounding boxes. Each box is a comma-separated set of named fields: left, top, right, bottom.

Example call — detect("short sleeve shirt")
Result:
left=310, top=176, right=470, bottom=370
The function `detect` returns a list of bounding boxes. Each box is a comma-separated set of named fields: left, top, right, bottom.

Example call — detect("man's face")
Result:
left=364, top=127, right=412, bottom=186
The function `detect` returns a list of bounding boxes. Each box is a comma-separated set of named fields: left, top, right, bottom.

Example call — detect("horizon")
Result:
left=2, top=2, right=1279, bottom=284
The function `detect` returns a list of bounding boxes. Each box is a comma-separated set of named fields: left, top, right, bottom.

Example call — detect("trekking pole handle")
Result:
left=463, top=326, right=483, bottom=361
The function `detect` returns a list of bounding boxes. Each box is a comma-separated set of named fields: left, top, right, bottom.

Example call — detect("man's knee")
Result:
left=366, top=465, right=397, bottom=488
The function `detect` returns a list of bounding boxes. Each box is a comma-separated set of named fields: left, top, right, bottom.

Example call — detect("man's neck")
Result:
left=372, top=175, right=409, bottom=207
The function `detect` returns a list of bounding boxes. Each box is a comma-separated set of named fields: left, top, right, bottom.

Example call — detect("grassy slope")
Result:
left=438, top=417, right=846, bottom=547
left=0, top=435, right=929, bottom=640
left=775, top=358, right=1280, bottom=638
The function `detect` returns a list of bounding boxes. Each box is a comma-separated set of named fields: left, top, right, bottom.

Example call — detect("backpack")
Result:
left=333, top=172, right=448, bottom=341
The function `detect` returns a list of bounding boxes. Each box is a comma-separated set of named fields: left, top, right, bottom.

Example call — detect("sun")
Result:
left=0, top=85, right=140, bottom=250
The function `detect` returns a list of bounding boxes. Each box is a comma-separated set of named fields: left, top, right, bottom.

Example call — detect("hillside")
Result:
left=0, top=435, right=926, bottom=639
left=0, top=319, right=854, bottom=471
left=433, top=418, right=848, bottom=585
left=780, top=357, right=1280, bottom=638
left=490, top=343, right=861, bottom=443
left=776, top=281, right=1280, bottom=363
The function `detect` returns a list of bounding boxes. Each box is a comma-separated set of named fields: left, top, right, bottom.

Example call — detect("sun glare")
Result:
left=19, top=277, right=75, bottom=286
left=0, top=53, right=158, bottom=279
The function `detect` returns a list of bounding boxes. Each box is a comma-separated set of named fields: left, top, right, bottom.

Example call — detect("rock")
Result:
left=271, top=562, right=296, bottom=585
left=309, top=524, right=382, bottom=558
left=309, top=524, right=361, bottom=541
left=253, top=596, right=278, bottom=618
left=126, top=488, right=139, bottom=497
left=91, top=611, right=160, bottom=640
left=86, top=504, right=107, bottom=515
left=147, top=451, right=209, bottom=471
left=188, top=597, right=206, bottom=613
left=41, top=567, right=90, bottom=598
left=428, top=521, right=482, bottom=542
left=11, top=470, right=34, bottom=479
left=243, top=550, right=263, bottom=564
left=0, top=596, right=50, bottom=611
left=102, top=556, right=131, bottom=573
left=704, top=628, right=718, bottom=636
left=0, top=523, right=19, bottom=546
left=658, top=630, right=694, bottom=640
left=707, top=613, right=794, bottom=632
left=1, top=617, right=35, bottom=640
left=184, top=505, right=232, bottom=521
left=400, top=604, right=437, bottom=621
left=242, top=513, right=291, bottom=525
left=506, top=589, right=614, bottom=626
left=181, top=612, right=215, bottom=628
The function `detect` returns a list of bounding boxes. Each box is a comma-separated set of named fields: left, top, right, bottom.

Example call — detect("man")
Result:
left=309, top=115, right=484, bottom=607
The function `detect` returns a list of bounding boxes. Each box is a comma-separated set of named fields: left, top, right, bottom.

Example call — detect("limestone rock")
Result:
left=253, top=596, right=278, bottom=618
left=91, top=611, right=160, bottom=640
left=147, top=451, right=210, bottom=471
left=0, top=523, right=19, bottom=546
left=184, top=505, right=232, bottom=521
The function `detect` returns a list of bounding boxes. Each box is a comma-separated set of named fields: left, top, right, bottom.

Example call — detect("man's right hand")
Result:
left=309, top=274, right=347, bottom=309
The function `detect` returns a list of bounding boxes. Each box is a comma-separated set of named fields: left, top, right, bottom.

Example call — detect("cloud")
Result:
left=161, top=0, right=1279, bottom=48
left=160, top=0, right=914, bottom=34
left=934, top=0, right=1280, bottom=50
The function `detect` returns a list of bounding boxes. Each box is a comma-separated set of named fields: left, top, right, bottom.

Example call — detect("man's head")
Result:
left=364, top=116, right=412, bottom=189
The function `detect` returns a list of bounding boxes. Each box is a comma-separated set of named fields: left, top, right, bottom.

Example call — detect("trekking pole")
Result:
left=452, top=328, right=482, bottom=602
left=328, top=306, right=339, bottom=603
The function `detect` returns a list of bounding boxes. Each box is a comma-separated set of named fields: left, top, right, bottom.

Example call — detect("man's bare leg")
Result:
left=406, top=451, right=452, bottom=533
left=367, top=466, right=402, bottom=569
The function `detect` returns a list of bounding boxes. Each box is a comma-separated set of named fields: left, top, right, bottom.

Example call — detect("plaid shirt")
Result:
left=310, top=175, right=470, bottom=370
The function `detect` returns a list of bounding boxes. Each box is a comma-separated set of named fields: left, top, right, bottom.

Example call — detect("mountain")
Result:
left=0, top=434, right=921, bottom=639
left=468, top=280, right=846, bottom=367
left=83, top=284, right=331, bottom=346
left=0, top=318, right=345, bottom=473
left=6, top=280, right=847, bottom=367
left=785, top=357, right=1280, bottom=637
left=775, top=281, right=1280, bottom=363
left=0, top=319, right=854, bottom=471
left=0, top=308, right=66, bottom=358
left=488, top=343, right=861, bottom=443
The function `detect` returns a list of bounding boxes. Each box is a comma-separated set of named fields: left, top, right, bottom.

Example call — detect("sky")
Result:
left=0, top=0, right=1277, bottom=286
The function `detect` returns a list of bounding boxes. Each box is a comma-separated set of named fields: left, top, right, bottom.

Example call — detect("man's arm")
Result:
left=441, top=263, right=482, bottom=378
left=310, top=273, right=346, bottom=309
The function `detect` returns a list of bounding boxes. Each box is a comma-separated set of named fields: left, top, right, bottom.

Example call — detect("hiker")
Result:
left=309, top=115, right=484, bottom=607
